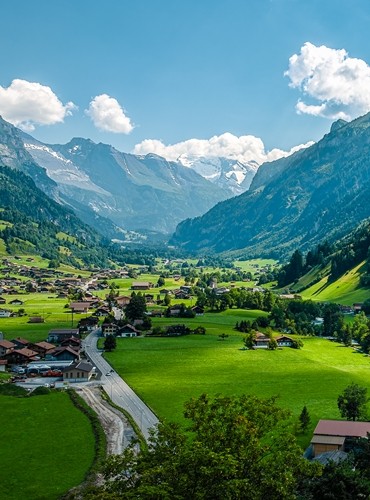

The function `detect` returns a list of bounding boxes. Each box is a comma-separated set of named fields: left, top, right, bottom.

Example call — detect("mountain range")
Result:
left=0, top=116, right=261, bottom=240
left=171, top=113, right=370, bottom=259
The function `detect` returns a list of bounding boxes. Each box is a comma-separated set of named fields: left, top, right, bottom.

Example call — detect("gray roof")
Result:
left=63, top=361, right=94, bottom=373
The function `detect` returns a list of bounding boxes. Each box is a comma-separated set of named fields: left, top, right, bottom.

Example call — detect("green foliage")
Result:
left=337, top=383, right=368, bottom=421
left=125, top=292, right=147, bottom=321
left=0, top=383, right=28, bottom=397
left=95, top=394, right=320, bottom=499
left=104, top=334, right=117, bottom=352
left=30, top=385, right=51, bottom=396
left=299, top=405, right=311, bottom=433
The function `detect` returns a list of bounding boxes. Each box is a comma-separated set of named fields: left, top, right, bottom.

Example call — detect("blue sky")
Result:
left=1, top=0, right=370, bottom=163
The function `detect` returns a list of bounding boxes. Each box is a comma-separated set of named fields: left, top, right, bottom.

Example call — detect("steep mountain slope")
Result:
left=0, top=166, right=111, bottom=267
left=22, top=135, right=231, bottom=234
left=171, top=114, right=370, bottom=258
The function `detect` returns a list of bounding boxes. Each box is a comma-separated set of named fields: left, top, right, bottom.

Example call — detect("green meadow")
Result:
left=302, top=261, right=370, bottom=304
left=105, top=311, right=370, bottom=446
left=0, top=391, right=95, bottom=500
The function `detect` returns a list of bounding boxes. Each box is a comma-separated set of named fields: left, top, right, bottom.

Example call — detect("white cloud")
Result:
left=133, top=133, right=313, bottom=165
left=86, top=94, right=133, bottom=134
left=0, top=79, right=76, bottom=131
left=285, top=42, right=370, bottom=120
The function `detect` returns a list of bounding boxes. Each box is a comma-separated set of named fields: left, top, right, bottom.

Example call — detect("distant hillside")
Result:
left=279, top=218, right=370, bottom=304
left=0, top=165, right=112, bottom=268
left=171, top=113, right=370, bottom=258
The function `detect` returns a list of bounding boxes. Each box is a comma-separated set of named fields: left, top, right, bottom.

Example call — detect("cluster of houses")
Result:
left=0, top=329, right=95, bottom=382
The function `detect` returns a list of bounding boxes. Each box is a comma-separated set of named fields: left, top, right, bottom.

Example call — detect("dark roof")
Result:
left=63, top=361, right=94, bottom=373
left=314, top=419, right=370, bottom=438
left=48, top=329, right=79, bottom=335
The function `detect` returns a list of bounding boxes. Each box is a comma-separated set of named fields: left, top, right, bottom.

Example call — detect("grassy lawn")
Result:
left=0, top=391, right=95, bottom=500
left=0, top=293, right=89, bottom=343
left=105, top=317, right=370, bottom=447
left=302, top=261, right=370, bottom=304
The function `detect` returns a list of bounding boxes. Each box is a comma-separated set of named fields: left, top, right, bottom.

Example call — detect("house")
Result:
left=60, top=336, right=81, bottom=348
left=47, top=329, right=80, bottom=343
left=253, top=332, right=270, bottom=348
left=4, top=347, right=38, bottom=364
left=94, top=307, right=110, bottom=317
left=115, top=296, right=131, bottom=307
left=131, top=281, right=152, bottom=290
left=9, top=299, right=24, bottom=306
left=69, top=302, right=90, bottom=313
left=0, top=359, right=7, bottom=372
left=28, top=341, right=56, bottom=357
left=27, top=316, right=45, bottom=323
left=0, top=339, right=16, bottom=357
left=191, top=305, right=204, bottom=316
left=63, top=361, right=95, bottom=382
left=102, top=323, right=118, bottom=336
left=173, top=290, right=190, bottom=300
left=116, top=324, right=139, bottom=338
left=0, top=309, right=12, bottom=318
left=276, top=335, right=294, bottom=347
left=311, top=419, right=370, bottom=458
left=11, top=337, right=30, bottom=349
left=48, top=346, right=80, bottom=362
left=0, top=297, right=6, bottom=304
left=78, top=316, right=99, bottom=330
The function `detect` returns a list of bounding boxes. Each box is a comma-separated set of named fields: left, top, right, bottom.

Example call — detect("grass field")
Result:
left=302, top=261, right=370, bottom=304
left=104, top=317, right=370, bottom=447
left=0, top=391, right=95, bottom=500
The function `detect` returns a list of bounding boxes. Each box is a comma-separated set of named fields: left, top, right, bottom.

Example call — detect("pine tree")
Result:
left=299, top=406, right=311, bottom=433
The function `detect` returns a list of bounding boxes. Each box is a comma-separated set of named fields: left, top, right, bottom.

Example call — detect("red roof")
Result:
left=0, top=339, right=16, bottom=349
left=314, top=419, right=370, bottom=438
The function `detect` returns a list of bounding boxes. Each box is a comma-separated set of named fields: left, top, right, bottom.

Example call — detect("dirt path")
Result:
left=77, top=386, right=136, bottom=455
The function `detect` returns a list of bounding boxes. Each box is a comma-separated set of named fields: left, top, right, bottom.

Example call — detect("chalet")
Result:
left=168, top=305, right=182, bottom=317
left=0, top=309, right=12, bottom=318
left=102, top=323, right=118, bottom=336
left=180, top=286, right=192, bottom=294
left=145, top=294, right=155, bottom=303
left=191, top=305, right=204, bottom=316
left=0, top=339, right=16, bottom=357
left=27, top=316, right=45, bottom=323
left=69, top=302, right=90, bottom=314
left=0, top=297, right=6, bottom=304
left=173, top=290, right=190, bottom=300
left=11, top=337, right=30, bottom=349
left=132, top=281, right=152, bottom=290
left=63, top=361, right=95, bottom=382
left=47, top=329, right=80, bottom=343
left=159, top=289, right=171, bottom=295
left=94, top=307, right=110, bottom=317
left=48, top=346, right=80, bottom=362
left=28, top=341, right=56, bottom=357
left=311, top=419, right=370, bottom=458
left=9, top=299, right=24, bottom=306
left=60, top=336, right=81, bottom=348
left=148, top=309, right=163, bottom=317
left=276, top=335, right=294, bottom=347
left=78, top=316, right=99, bottom=330
left=116, top=324, right=139, bottom=338
left=4, top=347, right=38, bottom=364
left=115, top=296, right=131, bottom=307
left=253, top=332, right=270, bottom=349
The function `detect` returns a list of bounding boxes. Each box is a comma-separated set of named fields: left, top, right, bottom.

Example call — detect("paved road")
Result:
left=83, top=329, right=159, bottom=442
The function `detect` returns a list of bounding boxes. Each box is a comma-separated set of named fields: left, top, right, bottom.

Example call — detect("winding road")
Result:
left=83, top=329, right=159, bottom=442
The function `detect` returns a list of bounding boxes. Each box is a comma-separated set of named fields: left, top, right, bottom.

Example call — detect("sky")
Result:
left=1, top=0, right=370, bottom=164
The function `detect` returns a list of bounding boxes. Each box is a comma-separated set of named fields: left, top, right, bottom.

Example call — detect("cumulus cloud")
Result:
left=133, top=133, right=313, bottom=165
left=0, top=79, right=76, bottom=131
left=285, top=42, right=370, bottom=120
left=86, top=94, right=133, bottom=134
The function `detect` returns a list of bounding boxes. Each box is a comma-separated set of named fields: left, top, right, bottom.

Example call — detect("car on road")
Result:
left=106, top=372, right=111, bottom=376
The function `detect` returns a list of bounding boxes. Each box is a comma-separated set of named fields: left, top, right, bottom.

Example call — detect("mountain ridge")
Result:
left=171, top=112, right=370, bottom=259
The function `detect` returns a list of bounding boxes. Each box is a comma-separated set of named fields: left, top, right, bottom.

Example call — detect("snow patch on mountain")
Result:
left=177, top=155, right=259, bottom=195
